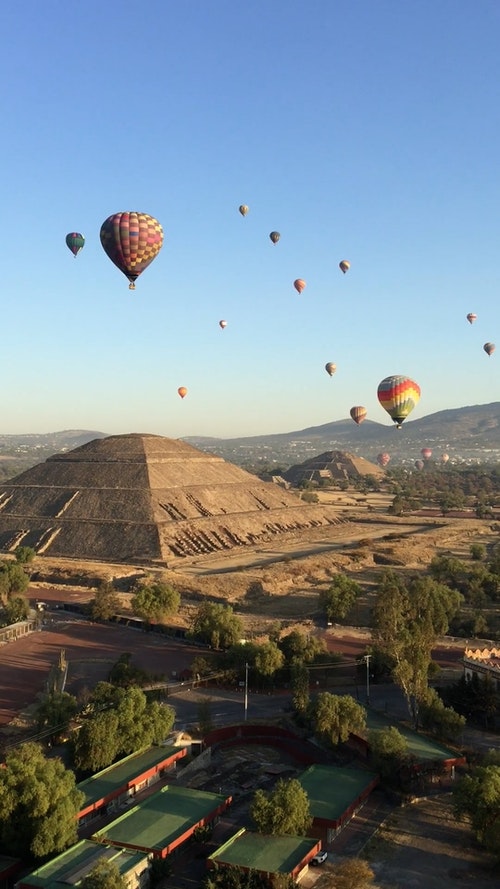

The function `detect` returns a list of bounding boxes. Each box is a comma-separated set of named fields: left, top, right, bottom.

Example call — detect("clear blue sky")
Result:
left=2, top=0, right=499, bottom=438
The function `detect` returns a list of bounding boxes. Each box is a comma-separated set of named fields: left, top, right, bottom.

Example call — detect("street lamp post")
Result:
left=244, top=662, right=249, bottom=721
left=364, top=654, right=371, bottom=704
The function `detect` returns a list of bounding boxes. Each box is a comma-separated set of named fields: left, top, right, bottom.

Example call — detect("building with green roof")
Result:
left=16, top=840, right=148, bottom=889
left=92, top=784, right=230, bottom=859
left=209, top=829, right=321, bottom=881
left=297, top=764, right=379, bottom=844
left=77, top=745, right=187, bottom=826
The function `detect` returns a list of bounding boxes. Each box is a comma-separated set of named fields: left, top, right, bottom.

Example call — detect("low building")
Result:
left=296, top=764, right=379, bottom=844
left=16, top=841, right=148, bottom=889
left=209, top=829, right=321, bottom=882
left=463, top=646, right=500, bottom=691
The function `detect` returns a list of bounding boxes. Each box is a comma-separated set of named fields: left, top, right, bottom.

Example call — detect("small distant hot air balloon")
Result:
left=441, top=453, right=449, bottom=464
left=269, top=231, right=280, bottom=244
left=484, top=342, right=495, bottom=356
left=377, top=375, right=421, bottom=429
left=377, top=452, right=390, bottom=468
left=100, top=212, right=163, bottom=290
left=294, top=278, right=306, bottom=294
left=325, top=362, right=337, bottom=377
left=219, top=320, right=227, bottom=329
left=178, top=387, right=188, bottom=399
left=339, top=260, right=350, bottom=274
left=466, top=313, right=477, bottom=325
left=421, top=447, right=432, bottom=461
left=350, top=406, right=367, bottom=425
left=239, top=205, right=249, bottom=216
left=415, top=460, right=425, bottom=471
left=66, top=232, right=85, bottom=257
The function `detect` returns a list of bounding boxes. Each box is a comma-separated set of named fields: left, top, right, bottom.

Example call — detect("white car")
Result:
left=311, top=850, right=328, bottom=866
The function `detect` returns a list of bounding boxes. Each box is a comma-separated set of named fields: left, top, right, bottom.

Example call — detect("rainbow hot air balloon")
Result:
left=269, top=231, right=280, bottom=244
left=339, top=260, right=350, bottom=274
left=350, top=406, right=367, bottom=425
left=219, top=320, right=227, bottom=329
left=239, top=205, right=249, bottom=216
left=415, top=460, right=424, bottom=471
left=466, top=313, right=477, bottom=325
left=100, top=212, right=163, bottom=290
left=377, top=375, right=421, bottom=429
left=294, top=278, right=306, bottom=294
left=377, top=452, right=390, bottom=468
left=66, top=232, right=85, bottom=257
left=484, top=342, right=495, bottom=356
left=325, top=362, right=337, bottom=377
left=178, top=387, right=188, bottom=399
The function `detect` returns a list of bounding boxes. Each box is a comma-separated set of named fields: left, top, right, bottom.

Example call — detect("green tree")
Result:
left=90, top=581, right=122, bottom=621
left=418, top=689, right=465, bottom=742
left=79, top=858, right=128, bottom=889
left=34, top=690, right=78, bottom=742
left=73, top=710, right=121, bottom=772
left=0, top=742, right=84, bottom=859
left=368, top=726, right=410, bottom=782
left=14, top=546, right=36, bottom=564
left=319, top=575, right=361, bottom=623
left=453, top=765, right=500, bottom=855
left=189, top=603, right=243, bottom=650
left=131, top=577, right=180, bottom=623
left=278, top=630, right=325, bottom=665
left=254, top=641, right=284, bottom=678
left=333, top=859, right=375, bottom=889
left=311, top=693, right=366, bottom=746
left=0, top=561, right=29, bottom=598
left=291, top=663, right=310, bottom=715
left=250, top=778, right=312, bottom=836
left=4, top=595, right=29, bottom=623
left=470, top=543, right=486, bottom=561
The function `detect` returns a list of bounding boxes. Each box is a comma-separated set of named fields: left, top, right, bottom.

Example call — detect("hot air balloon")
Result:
left=377, top=375, right=421, bottom=429
left=239, top=205, right=249, bottom=216
left=269, top=231, right=280, bottom=244
left=339, top=260, right=350, bottom=274
left=377, top=452, right=390, bottom=468
left=415, top=460, right=425, bottom=471
left=466, top=313, right=477, bottom=325
left=66, top=232, right=85, bottom=257
left=100, top=212, right=163, bottom=290
left=325, top=362, right=337, bottom=377
left=350, top=406, right=367, bottom=425
left=421, top=447, right=432, bottom=461
left=294, top=278, right=306, bottom=294
left=219, top=320, right=227, bottom=329
left=484, top=342, right=495, bottom=356
left=178, top=387, right=188, bottom=399
left=441, top=453, right=449, bottom=464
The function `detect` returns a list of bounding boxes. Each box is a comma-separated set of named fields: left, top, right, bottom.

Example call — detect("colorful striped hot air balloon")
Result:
left=294, top=278, right=306, bottom=294
left=466, top=313, right=477, bottom=324
left=350, top=406, right=367, bottom=425
left=377, top=375, right=421, bottom=429
left=66, top=232, right=85, bottom=257
left=377, top=452, right=390, bottom=467
left=100, top=212, right=163, bottom=290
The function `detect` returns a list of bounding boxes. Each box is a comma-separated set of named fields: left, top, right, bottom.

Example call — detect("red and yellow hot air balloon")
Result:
left=377, top=452, right=390, bottom=468
left=350, top=406, right=367, bottom=425
left=66, top=232, right=85, bottom=257
left=325, top=362, right=337, bottom=377
left=294, top=278, right=306, bottom=294
left=421, top=447, right=432, bottom=461
left=100, top=212, right=163, bottom=290
left=178, top=387, right=188, bottom=399
left=484, top=342, right=495, bottom=356
left=377, top=375, right=421, bottom=429
left=339, top=260, right=350, bottom=274
left=219, top=320, right=227, bottom=329
left=466, top=313, right=477, bottom=325
left=239, top=205, right=249, bottom=216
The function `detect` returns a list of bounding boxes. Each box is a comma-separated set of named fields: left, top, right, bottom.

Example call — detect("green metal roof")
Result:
left=93, top=784, right=226, bottom=853
left=77, top=746, right=179, bottom=809
left=365, top=710, right=460, bottom=762
left=20, top=840, right=147, bottom=888
left=297, top=764, right=377, bottom=822
left=210, top=829, right=318, bottom=873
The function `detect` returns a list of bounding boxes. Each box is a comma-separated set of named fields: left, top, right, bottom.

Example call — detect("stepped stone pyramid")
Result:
left=0, top=434, right=345, bottom=565
left=283, top=450, right=384, bottom=486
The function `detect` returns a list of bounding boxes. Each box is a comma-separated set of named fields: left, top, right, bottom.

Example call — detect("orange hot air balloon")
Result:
left=377, top=452, right=390, bottom=468
left=239, top=205, right=249, bottom=216
left=178, top=387, right=188, bottom=399
left=294, top=278, right=306, bottom=294
left=325, top=362, right=337, bottom=377
left=350, top=406, right=367, bottom=425
left=339, top=260, right=350, bottom=274
left=484, top=342, right=495, bottom=356
left=466, top=313, right=477, bottom=325
left=219, top=320, right=227, bottom=329
left=269, top=231, right=280, bottom=244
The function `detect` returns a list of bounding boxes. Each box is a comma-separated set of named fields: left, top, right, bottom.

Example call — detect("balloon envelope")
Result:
left=239, top=205, right=249, bottom=216
left=441, top=453, right=449, bottom=464
left=377, top=375, right=421, bottom=428
left=66, top=232, right=85, bottom=257
left=484, top=342, right=495, bottom=356
left=415, top=460, right=425, bottom=470
left=100, top=212, right=163, bottom=289
left=178, top=387, right=188, bottom=399
left=294, top=278, right=306, bottom=294
left=269, top=231, right=280, bottom=244
left=377, top=452, right=390, bottom=467
left=325, top=362, right=337, bottom=377
left=339, top=260, right=350, bottom=274
left=350, top=406, right=367, bottom=425
left=219, top=320, right=227, bottom=329
left=421, top=448, right=432, bottom=460
left=466, top=313, right=477, bottom=324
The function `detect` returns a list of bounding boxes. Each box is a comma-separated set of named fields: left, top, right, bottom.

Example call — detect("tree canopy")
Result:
left=79, top=858, right=128, bottom=889
left=311, top=692, right=366, bottom=746
left=250, top=778, right=312, bottom=836
left=131, top=576, right=180, bottom=623
left=453, top=764, right=500, bottom=856
left=189, top=602, right=243, bottom=650
left=318, top=574, right=361, bottom=623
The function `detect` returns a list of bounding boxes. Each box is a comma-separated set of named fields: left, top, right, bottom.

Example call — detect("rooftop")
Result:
left=297, top=764, right=378, bottom=823
left=209, top=829, right=318, bottom=873
left=77, top=746, right=181, bottom=811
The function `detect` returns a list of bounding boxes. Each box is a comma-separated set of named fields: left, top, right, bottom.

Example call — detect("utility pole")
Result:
left=244, top=662, right=249, bottom=721
left=363, top=654, right=371, bottom=704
